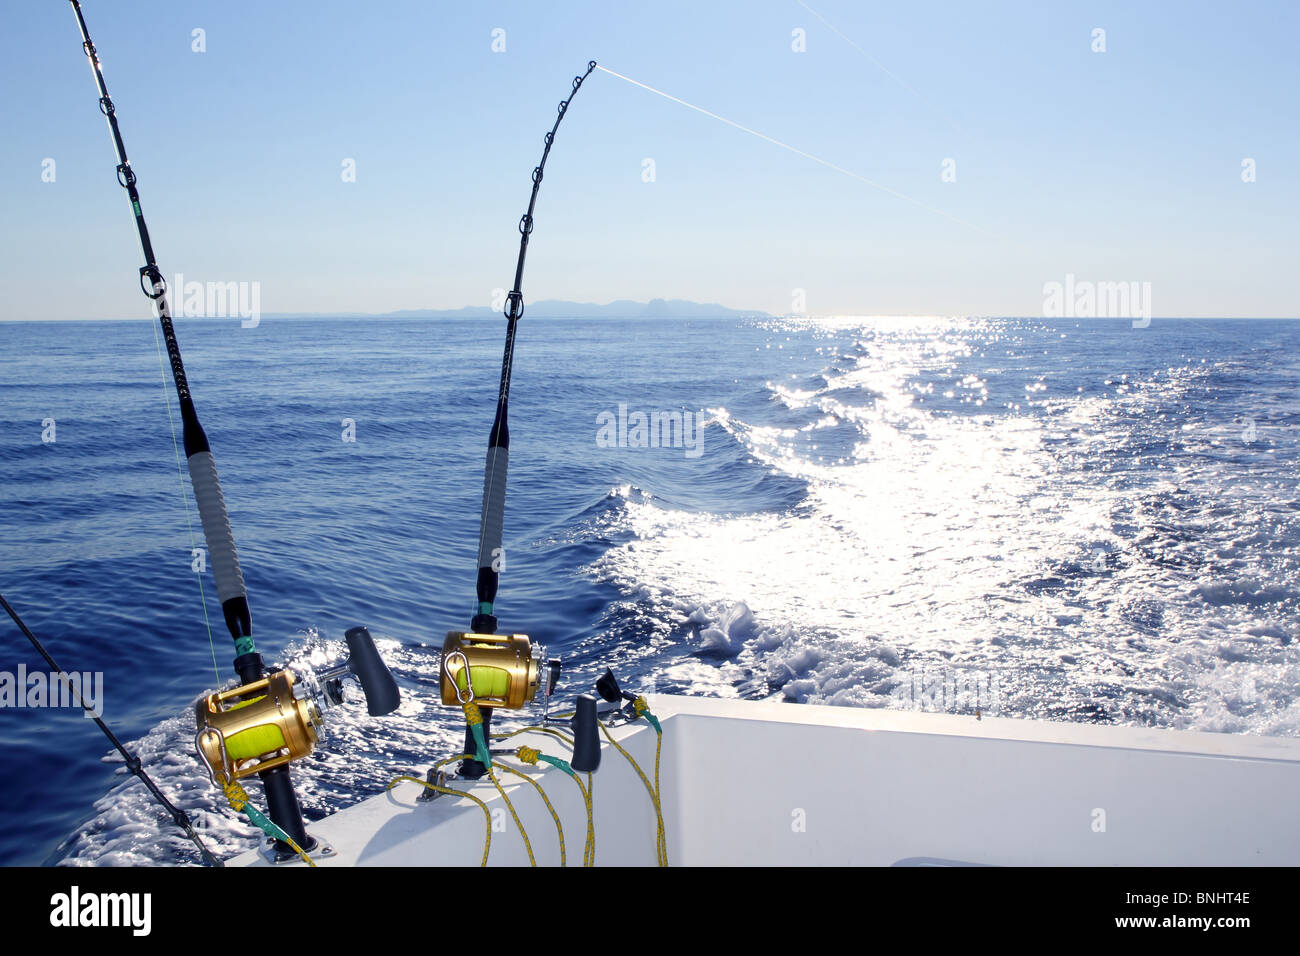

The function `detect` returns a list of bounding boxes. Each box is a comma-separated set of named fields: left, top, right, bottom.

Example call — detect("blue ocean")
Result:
left=1, top=315, right=1298, bottom=866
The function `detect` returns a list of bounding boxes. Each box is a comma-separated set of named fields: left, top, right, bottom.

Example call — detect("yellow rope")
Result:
left=418, top=713, right=666, bottom=868
left=598, top=722, right=667, bottom=866
left=654, top=730, right=666, bottom=864
left=223, top=779, right=316, bottom=867
left=493, top=725, right=574, bottom=747
left=512, top=741, right=592, bottom=865
left=434, top=753, right=471, bottom=772
left=496, top=760, right=565, bottom=866
left=222, top=779, right=248, bottom=809
left=632, top=696, right=667, bottom=863
left=285, top=839, right=317, bottom=868
left=561, top=768, right=594, bottom=867
left=399, top=713, right=664, bottom=869
left=514, top=742, right=594, bottom=867
left=411, top=752, right=535, bottom=866
left=504, top=719, right=663, bottom=866
left=424, top=749, right=561, bottom=866
left=487, top=767, right=536, bottom=866
left=387, top=775, right=493, bottom=867
left=585, top=772, right=595, bottom=866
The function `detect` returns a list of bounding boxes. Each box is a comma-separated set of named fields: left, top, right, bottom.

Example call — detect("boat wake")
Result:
left=582, top=317, right=1300, bottom=735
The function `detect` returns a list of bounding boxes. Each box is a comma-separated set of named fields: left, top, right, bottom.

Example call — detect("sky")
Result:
left=2, top=0, right=1297, bottom=320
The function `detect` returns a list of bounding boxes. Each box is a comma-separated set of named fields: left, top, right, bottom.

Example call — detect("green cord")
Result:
left=244, top=803, right=292, bottom=845
left=538, top=754, right=575, bottom=777
left=470, top=721, right=491, bottom=767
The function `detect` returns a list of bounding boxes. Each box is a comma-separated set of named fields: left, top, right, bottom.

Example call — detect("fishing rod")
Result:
left=473, top=59, right=598, bottom=636
left=0, top=594, right=221, bottom=867
left=438, top=60, right=600, bottom=781
left=67, top=0, right=313, bottom=855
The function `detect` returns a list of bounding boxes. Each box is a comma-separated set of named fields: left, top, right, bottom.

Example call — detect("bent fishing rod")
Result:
left=452, top=60, right=599, bottom=779
left=68, top=0, right=313, bottom=853
left=473, top=59, right=598, bottom=635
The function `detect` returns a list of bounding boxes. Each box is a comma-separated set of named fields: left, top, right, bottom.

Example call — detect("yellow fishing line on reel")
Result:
left=195, top=671, right=322, bottom=784
left=439, top=632, right=541, bottom=708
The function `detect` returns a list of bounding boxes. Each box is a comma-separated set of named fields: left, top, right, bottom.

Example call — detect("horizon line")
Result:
left=4, top=314, right=1299, bottom=323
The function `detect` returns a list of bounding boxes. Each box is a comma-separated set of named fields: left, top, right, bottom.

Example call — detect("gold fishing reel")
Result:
left=196, top=626, right=401, bottom=786
left=439, top=632, right=542, bottom=709
left=432, top=631, right=568, bottom=783
left=195, top=670, right=321, bottom=786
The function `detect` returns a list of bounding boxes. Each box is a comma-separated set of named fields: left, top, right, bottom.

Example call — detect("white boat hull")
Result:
left=232, top=695, right=1300, bottom=866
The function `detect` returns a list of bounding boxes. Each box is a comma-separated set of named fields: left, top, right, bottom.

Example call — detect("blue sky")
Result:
left=3, top=0, right=1297, bottom=319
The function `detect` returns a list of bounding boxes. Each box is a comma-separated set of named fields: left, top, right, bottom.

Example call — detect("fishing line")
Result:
left=792, top=0, right=963, bottom=133
left=150, top=318, right=222, bottom=687
left=594, top=65, right=996, bottom=238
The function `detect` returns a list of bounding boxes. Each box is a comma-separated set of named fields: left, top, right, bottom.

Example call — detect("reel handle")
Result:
left=596, top=666, right=636, bottom=704
left=344, top=626, right=401, bottom=716
left=570, top=694, right=601, bottom=773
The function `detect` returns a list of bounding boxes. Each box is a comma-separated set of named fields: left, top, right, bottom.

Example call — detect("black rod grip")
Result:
left=570, top=694, right=601, bottom=773
left=459, top=706, right=493, bottom=781
left=344, top=626, right=401, bottom=716
left=262, top=765, right=313, bottom=855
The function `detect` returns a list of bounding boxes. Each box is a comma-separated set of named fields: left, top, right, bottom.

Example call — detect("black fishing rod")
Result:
left=472, top=59, right=598, bottom=636
left=68, top=0, right=311, bottom=853
left=0, top=594, right=222, bottom=866
left=455, top=60, right=598, bottom=780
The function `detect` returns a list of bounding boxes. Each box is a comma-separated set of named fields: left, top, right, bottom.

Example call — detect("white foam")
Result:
left=585, top=318, right=1300, bottom=737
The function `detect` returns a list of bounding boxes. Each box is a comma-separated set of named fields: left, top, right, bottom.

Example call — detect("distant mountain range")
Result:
left=257, top=299, right=770, bottom=320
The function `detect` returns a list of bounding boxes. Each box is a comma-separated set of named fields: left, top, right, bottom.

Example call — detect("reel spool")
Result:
left=196, top=670, right=319, bottom=785
left=196, top=625, right=400, bottom=786
left=439, top=632, right=541, bottom=709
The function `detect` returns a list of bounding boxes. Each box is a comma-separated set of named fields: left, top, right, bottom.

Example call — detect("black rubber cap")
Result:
left=344, top=626, right=401, bottom=716
left=595, top=667, right=623, bottom=703
left=570, top=694, right=601, bottom=773
left=233, top=651, right=266, bottom=685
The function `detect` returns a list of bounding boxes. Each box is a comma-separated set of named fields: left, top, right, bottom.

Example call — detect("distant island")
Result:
left=253, top=298, right=770, bottom=321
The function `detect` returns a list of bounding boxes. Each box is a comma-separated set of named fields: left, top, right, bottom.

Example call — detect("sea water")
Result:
left=0, top=315, right=1296, bottom=864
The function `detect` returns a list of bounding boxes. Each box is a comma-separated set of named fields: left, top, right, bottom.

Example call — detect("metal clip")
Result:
left=445, top=648, right=474, bottom=704
left=194, top=725, right=233, bottom=787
